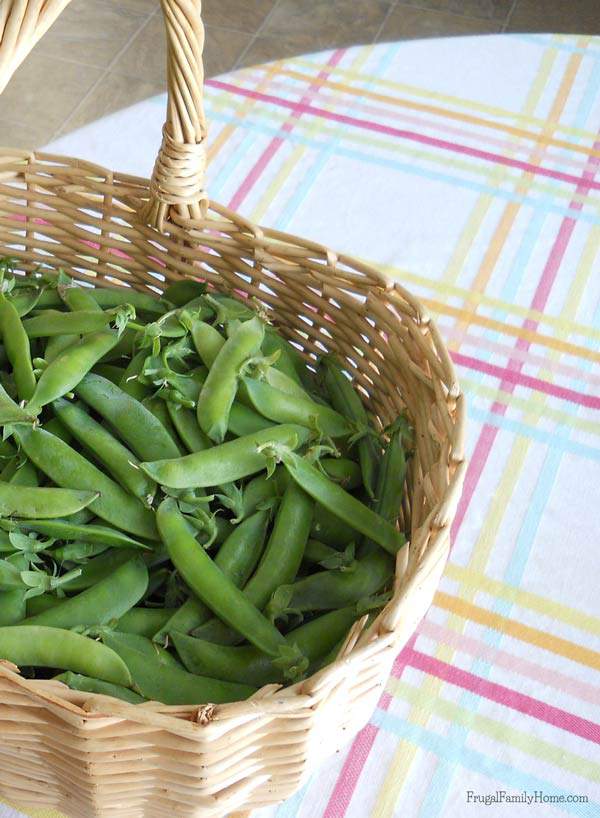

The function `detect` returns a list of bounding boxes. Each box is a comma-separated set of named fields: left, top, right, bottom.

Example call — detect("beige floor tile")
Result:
left=204, top=26, right=255, bottom=76
left=0, top=119, right=46, bottom=151
left=201, top=0, right=278, bottom=34
left=507, top=0, right=600, bottom=34
left=379, top=5, right=502, bottom=40
left=397, top=0, right=513, bottom=21
left=239, top=31, right=328, bottom=68
left=36, top=0, right=149, bottom=69
left=262, top=0, right=391, bottom=50
left=0, top=51, right=103, bottom=144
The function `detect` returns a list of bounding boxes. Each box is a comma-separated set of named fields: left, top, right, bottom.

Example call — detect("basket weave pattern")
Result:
left=0, top=2, right=466, bottom=816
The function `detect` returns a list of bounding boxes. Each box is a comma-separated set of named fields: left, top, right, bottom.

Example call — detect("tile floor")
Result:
left=0, top=0, right=599, bottom=150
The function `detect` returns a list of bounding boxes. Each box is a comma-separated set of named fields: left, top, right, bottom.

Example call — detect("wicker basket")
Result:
left=0, top=2, right=466, bottom=817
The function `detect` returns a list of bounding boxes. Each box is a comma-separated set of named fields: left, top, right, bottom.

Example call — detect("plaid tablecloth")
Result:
left=2, top=32, right=600, bottom=818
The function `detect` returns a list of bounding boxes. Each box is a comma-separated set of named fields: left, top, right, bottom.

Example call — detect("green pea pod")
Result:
left=13, top=426, right=159, bottom=540
left=163, top=279, right=207, bottom=307
left=9, top=287, right=42, bottom=317
left=166, top=404, right=212, bottom=453
left=0, top=292, right=36, bottom=400
left=92, top=364, right=125, bottom=385
left=267, top=549, right=393, bottom=618
left=22, top=310, right=112, bottom=338
left=27, top=330, right=120, bottom=415
left=228, top=402, right=275, bottom=436
left=118, top=349, right=152, bottom=401
left=0, top=382, right=35, bottom=423
left=75, top=374, right=180, bottom=461
left=55, top=671, right=145, bottom=704
left=60, top=548, right=137, bottom=592
left=101, top=629, right=255, bottom=705
left=117, top=607, right=177, bottom=639
left=173, top=607, right=357, bottom=687
left=45, top=334, right=78, bottom=363
left=88, top=288, right=166, bottom=315
left=303, top=539, right=357, bottom=573
left=103, top=631, right=182, bottom=670
left=60, top=285, right=103, bottom=313
left=25, top=594, right=61, bottom=617
left=0, top=589, right=27, bottom=625
left=262, top=330, right=306, bottom=386
left=320, top=458, right=362, bottom=489
left=140, top=423, right=310, bottom=489
left=311, top=506, right=358, bottom=546
left=364, top=424, right=408, bottom=553
left=282, top=450, right=405, bottom=556
left=142, top=396, right=185, bottom=455
left=0, top=626, right=132, bottom=687
left=154, top=509, right=269, bottom=643
left=241, top=377, right=352, bottom=439
left=52, top=541, right=109, bottom=562
left=53, top=398, right=157, bottom=506
left=189, top=319, right=225, bottom=368
left=1, top=519, right=149, bottom=551
left=20, top=556, right=148, bottom=628
left=0, top=482, right=98, bottom=519
left=8, top=458, right=39, bottom=487
left=197, top=316, right=265, bottom=442
left=320, top=356, right=381, bottom=498
left=156, top=498, right=306, bottom=680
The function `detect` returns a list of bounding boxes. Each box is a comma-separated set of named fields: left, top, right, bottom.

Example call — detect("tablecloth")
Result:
left=2, top=31, right=599, bottom=818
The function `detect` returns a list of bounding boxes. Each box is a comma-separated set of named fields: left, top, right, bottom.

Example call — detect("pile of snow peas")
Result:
left=0, top=258, right=412, bottom=706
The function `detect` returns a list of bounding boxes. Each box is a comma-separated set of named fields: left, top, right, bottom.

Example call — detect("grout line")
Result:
left=389, top=0, right=510, bottom=25
left=374, top=0, right=400, bottom=45
left=502, top=0, right=520, bottom=32
left=232, top=0, right=284, bottom=72
left=49, top=8, right=159, bottom=141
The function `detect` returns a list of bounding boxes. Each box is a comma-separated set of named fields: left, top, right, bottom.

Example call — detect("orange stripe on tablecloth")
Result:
left=277, top=66, right=600, bottom=161
left=434, top=592, right=600, bottom=672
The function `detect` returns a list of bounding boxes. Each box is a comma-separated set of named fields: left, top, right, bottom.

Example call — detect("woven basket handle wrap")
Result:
left=0, top=0, right=73, bottom=95
left=140, top=0, right=208, bottom=231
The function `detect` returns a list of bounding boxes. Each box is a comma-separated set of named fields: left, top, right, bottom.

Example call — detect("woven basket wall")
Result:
left=0, top=2, right=466, bottom=817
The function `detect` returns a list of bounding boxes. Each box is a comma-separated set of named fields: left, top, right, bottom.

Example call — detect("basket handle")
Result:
left=0, top=0, right=73, bottom=95
left=140, top=0, right=208, bottom=231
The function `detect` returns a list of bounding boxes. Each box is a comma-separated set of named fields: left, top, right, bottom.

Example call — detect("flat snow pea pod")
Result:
left=190, top=319, right=225, bottom=368
left=197, top=316, right=265, bottom=443
left=55, top=671, right=145, bottom=704
left=154, top=510, right=269, bottom=644
left=60, top=548, right=137, bottom=592
left=0, top=382, right=35, bottom=423
left=156, top=498, right=306, bottom=679
left=140, top=423, right=310, bottom=489
left=0, top=482, right=98, bottom=519
left=364, top=425, right=408, bottom=553
left=22, top=310, right=112, bottom=337
left=281, top=451, right=405, bottom=556
left=268, top=549, right=393, bottom=617
left=0, top=589, right=26, bottom=625
left=0, top=292, right=36, bottom=400
left=320, top=356, right=381, bottom=499
left=241, top=377, right=352, bottom=439
left=20, top=556, right=148, bottom=628
left=88, top=287, right=166, bottom=315
left=0, top=626, right=132, bottom=686
left=166, top=404, right=211, bottom=453
left=9, top=287, right=42, bottom=317
left=13, top=426, right=159, bottom=540
left=8, top=458, right=38, bottom=487
left=53, top=398, right=156, bottom=506
left=117, top=607, right=177, bottom=639
left=174, top=607, right=357, bottom=687
left=101, top=629, right=254, bottom=705
left=27, top=330, right=120, bottom=415
left=163, top=279, right=207, bottom=307
left=5, top=519, right=148, bottom=551
left=75, top=374, right=181, bottom=461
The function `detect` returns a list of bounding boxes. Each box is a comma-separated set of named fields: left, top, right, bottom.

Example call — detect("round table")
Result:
left=3, top=32, right=600, bottom=818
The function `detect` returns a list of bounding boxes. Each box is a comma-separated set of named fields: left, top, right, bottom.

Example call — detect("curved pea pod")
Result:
left=60, top=549, right=138, bottom=593
left=53, top=398, right=156, bottom=506
left=44, top=334, right=78, bottom=363
left=311, top=505, right=358, bottom=547
left=157, top=498, right=307, bottom=680
left=241, top=377, right=352, bottom=439
left=303, top=539, right=357, bottom=572
left=101, top=629, right=255, bottom=705
left=9, top=287, right=42, bottom=317
left=13, top=426, right=159, bottom=540
left=0, top=589, right=26, bottom=625
left=117, top=607, right=177, bottom=639
left=163, top=279, right=207, bottom=307
left=0, top=482, right=98, bottom=520
left=167, top=404, right=212, bottom=453
left=140, top=423, right=310, bottom=489
left=0, top=292, right=36, bottom=400
left=119, top=350, right=152, bottom=401
left=235, top=469, right=285, bottom=522
left=207, top=293, right=255, bottom=324
left=25, top=594, right=61, bottom=617
left=189, top=319, right=225, bottom=368
left=320, top=355, right=381, bottom=498
left=55, top=671, right=145, bottom=704
left=262, top=329, right=308, bottom=387
left=282, top=450, right=405, bottom=556
left=26, top=330, right=120, bottom=415
left=60, top=285, right=104, bottom=313
left=142, top=396, right=185, bottom=455
left=92, top=364, right=126, bottom=385
left=0, top=626, right=132, bottom=687
left=51, top=541, right=109, bottom=562
left=228, top=402, right=275, bottom=437
left=3, top=519, right=149, bottom=551
left=75, top=373, right=180, bottom=461
left=153, top=510, right=269, bottom=644
left=267, top=549, right=393, bottom=618
left=20, top=556, right=149, bottom=628
left=364, top=424, right=408, bottom=552
left=173, top=607, right=357, bottom=687
left=22, top=309, right=113, bottom=338
left=8, top=458, right=39, bottom=487
left=197, top=316, right=265, bottom=443
left=102, top=631, right=182, bottom=670
left=87, top=287, right=167, bottom=315
left=0, top=382, right=35, bottom=423
left=320, top=458, right=362, bottom=489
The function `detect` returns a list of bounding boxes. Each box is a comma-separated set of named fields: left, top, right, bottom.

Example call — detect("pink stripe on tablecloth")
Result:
left=227, top=50, right=345, bottom=211
left=403, top=646, right=600, bottom=745
left=418, top=619, right=600, bottom=706
left=207, top=80, right=600, bottom=192
left=450, top=351, right=600, bottom=409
